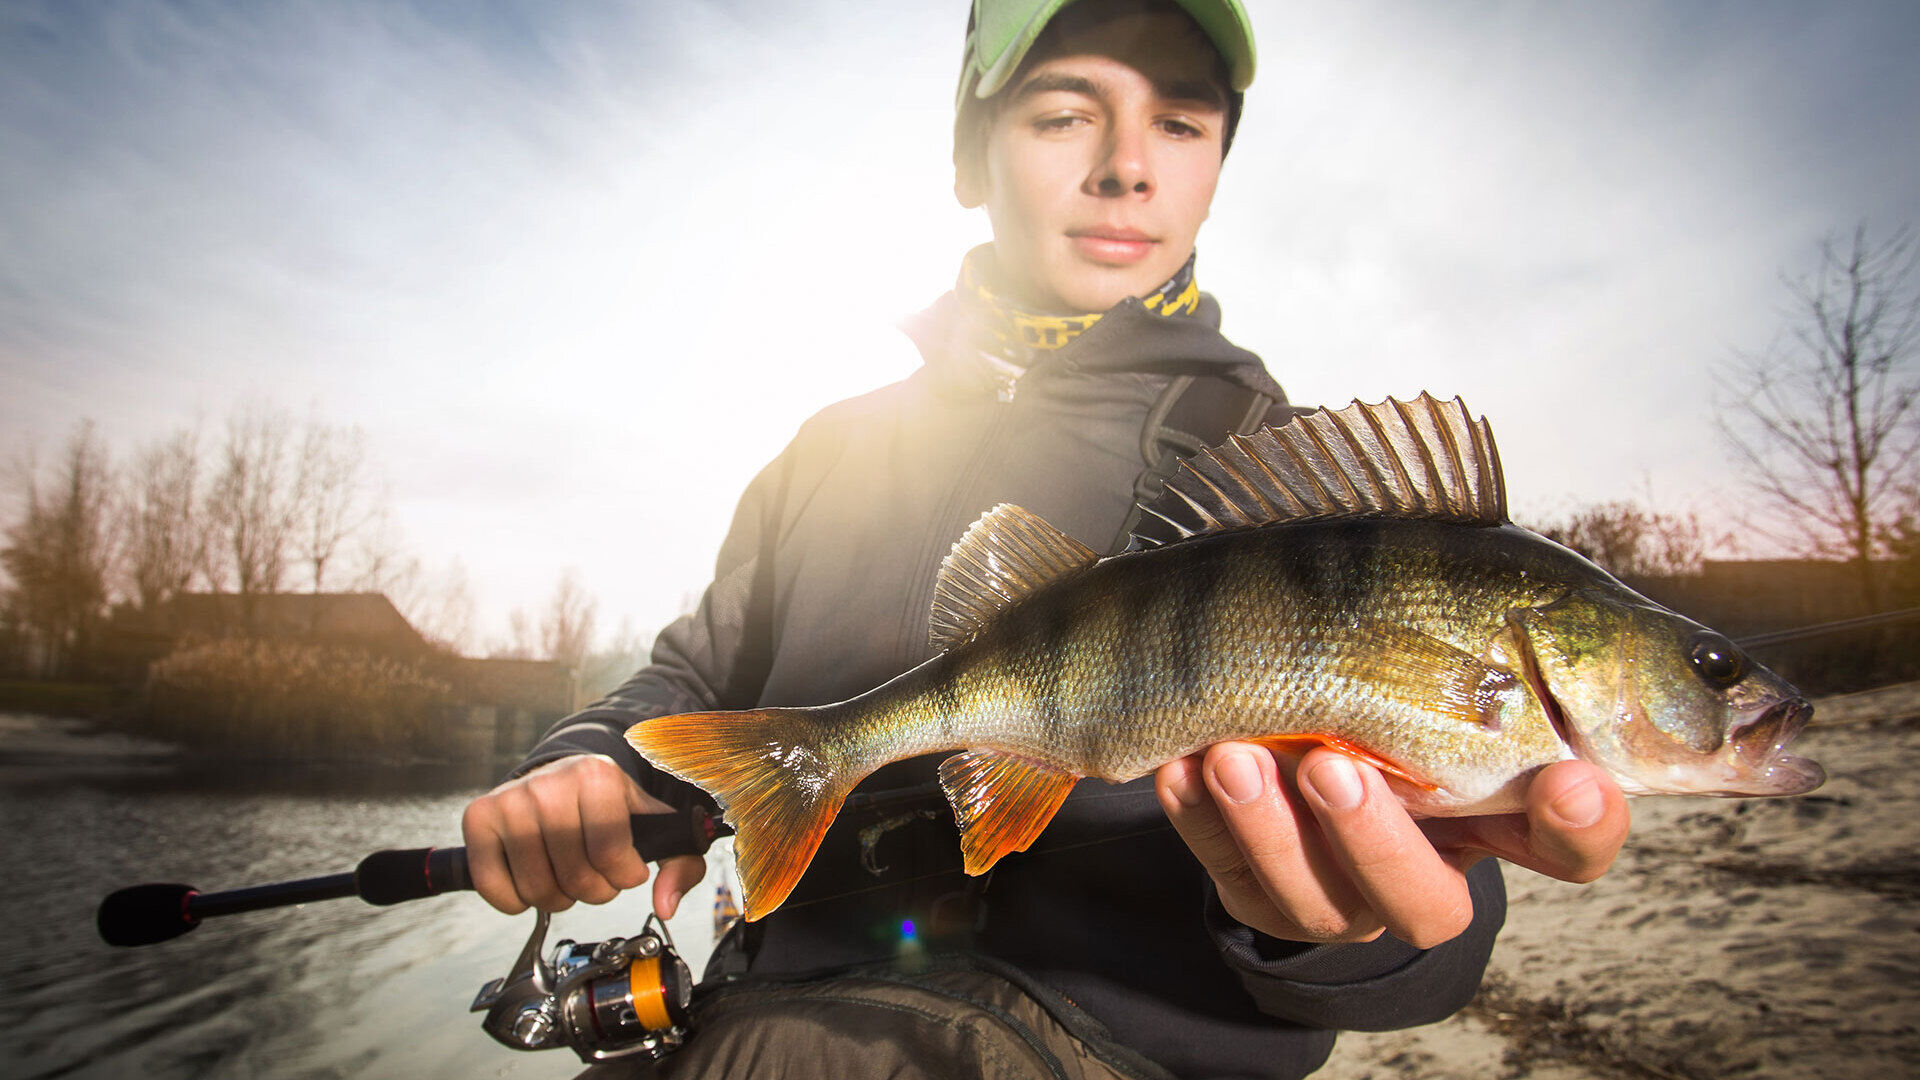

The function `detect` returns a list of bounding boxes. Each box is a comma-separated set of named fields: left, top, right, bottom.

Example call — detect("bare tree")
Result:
left=1531, top=499, right=1710, bottom=579
left=118, top=428, right=208, bottom=613
left=491, top=607, right=539, bottom=660
left=204, top=402, right=300, bottom=601
left=397, top=557, right=478, bottom=654
left=335, top=501, right=416, bottom=599
left=1, top=424, right=115, bottom=676
left=539, top=568, right=598, bottom=672
left=1718, top=225, right=1920, bottom=610
left=292, top=419, right=379, bottom=594
left=1886, top=519, right=1916, bottom=597
left=578, top=616, right=648, bottom=701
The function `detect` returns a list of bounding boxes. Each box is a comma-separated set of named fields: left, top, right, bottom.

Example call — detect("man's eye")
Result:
left=1160, top=119, right=1202, bottom=138
left=1034, top=115, right=1082, bottom=132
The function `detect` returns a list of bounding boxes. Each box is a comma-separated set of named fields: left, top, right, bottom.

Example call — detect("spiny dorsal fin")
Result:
left=931, top=504, right=1098, bottom=651
left=1131, top=393, right=1507, bottom=548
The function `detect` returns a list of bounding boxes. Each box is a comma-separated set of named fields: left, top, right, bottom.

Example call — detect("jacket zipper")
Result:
left=892, top=366, right=1031, bottom=664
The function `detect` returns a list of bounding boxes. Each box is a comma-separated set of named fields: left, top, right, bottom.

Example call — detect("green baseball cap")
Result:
left=957, top=0, right=1257, bottom=108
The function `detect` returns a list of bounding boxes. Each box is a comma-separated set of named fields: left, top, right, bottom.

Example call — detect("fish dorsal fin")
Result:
left=931, top=504, right=1098, bottom=652
left=1132, top=393, right=1507, bottom=548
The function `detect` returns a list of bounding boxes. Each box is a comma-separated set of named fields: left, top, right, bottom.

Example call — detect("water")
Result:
left=0, top=715, right=730, bottom=1080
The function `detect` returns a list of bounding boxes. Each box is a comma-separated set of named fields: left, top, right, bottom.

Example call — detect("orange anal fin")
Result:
left=1250, top=733, right=1439, bottom=792
left=936, top=750, right=1078, bottom=876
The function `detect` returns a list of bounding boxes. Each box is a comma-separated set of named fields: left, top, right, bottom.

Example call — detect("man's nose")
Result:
left=1089, top=124, right=1151, bottom=197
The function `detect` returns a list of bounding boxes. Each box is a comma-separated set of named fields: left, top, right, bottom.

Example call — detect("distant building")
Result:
left=1628, top=559, right=1906, bottom=637
left=145, top=592, right=435, bottom=658
left=1627, top=558, right=1916, bottom=693
left=444, top=654, right=579, bottom=755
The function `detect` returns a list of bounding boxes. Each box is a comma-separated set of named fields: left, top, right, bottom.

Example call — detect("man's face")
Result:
left=957, top=8, right=1228, bottom=313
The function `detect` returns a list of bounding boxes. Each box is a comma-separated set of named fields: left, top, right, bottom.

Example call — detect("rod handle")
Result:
left=356, top=806, right=726, bottom=905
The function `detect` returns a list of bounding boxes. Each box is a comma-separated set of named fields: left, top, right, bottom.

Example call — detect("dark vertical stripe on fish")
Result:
left=1170, top=540, right=1226, bottom=709
left=1034, top=591, right=1074, bottom=740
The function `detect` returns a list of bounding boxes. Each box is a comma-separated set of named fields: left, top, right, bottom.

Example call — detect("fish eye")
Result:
left=1688, top=633, right=1746, bottom=688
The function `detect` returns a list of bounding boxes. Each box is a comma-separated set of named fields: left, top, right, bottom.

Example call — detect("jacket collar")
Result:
left=900, top=287, right=1285, bottom=400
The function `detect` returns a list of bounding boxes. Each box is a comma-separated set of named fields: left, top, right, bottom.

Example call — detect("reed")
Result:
left=142, top=637, right=458, bottom=759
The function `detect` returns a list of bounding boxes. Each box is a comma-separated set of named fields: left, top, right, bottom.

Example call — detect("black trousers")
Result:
left=576, top=958, right=1176, bottom=1080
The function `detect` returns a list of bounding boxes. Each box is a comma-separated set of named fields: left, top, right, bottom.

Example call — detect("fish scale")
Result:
left=629, top=395, right=1824, bottom=921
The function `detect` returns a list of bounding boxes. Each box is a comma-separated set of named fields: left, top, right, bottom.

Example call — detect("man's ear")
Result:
left=954, top=155, right=985, bottom=209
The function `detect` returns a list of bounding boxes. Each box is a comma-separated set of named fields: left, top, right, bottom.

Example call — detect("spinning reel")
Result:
left=473, top=909, right=695, bottom=1063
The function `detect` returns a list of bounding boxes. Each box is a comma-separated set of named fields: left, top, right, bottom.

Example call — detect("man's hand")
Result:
left=1155, top=743, right=1629, bottom=949
left=461, top=753, right=708, bottom=917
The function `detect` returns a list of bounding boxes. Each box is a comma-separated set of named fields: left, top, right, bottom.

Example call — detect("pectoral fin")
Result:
left=937, top=750, right=1078, bottom=875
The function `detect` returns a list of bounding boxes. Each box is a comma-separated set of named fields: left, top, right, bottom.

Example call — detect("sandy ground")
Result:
left=1316, top=681, right=1920, bottom=1080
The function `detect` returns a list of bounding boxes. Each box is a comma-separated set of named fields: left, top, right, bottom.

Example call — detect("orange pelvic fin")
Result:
left=626, top=709, right=851, bottom=921
left=1250, top=733, right=1439, bottom=792
left=937, top=749, right=1078, bottom=876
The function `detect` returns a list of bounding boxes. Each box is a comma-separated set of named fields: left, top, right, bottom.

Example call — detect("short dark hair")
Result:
left=952, top=0, right=1243, bottom=188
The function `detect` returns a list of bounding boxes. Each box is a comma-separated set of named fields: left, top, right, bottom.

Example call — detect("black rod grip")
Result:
left=98, top=883, right=198, bottom=947
left=356, top=808, right=723, bottom=905
left=357, top=848, right=449, bottom=906
left=98, top=872, right=360, bottom=947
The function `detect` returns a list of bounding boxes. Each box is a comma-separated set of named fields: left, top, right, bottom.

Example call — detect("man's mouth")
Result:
left=1069, top=228, right=1156, bottom=264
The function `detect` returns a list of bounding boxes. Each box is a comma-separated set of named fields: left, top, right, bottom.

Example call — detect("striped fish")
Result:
left=629, top=394, right=1823, bottom=920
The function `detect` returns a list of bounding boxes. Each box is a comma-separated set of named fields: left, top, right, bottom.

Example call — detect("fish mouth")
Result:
left=1722, top=698, right=1825, bottom=796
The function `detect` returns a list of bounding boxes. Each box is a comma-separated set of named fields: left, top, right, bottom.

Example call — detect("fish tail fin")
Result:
left=626, top=708, right=852, bottom=921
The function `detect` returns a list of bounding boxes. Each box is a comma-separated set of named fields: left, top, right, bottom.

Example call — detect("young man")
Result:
left=462, top=2, right=1630, bottom=1076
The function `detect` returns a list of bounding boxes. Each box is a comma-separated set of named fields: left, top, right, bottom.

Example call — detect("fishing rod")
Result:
left=96, top=806, right=727, bottom=947
left=97, top=806, right=731, bottom=1063
left=94, top=779, right=1150, bottom=1062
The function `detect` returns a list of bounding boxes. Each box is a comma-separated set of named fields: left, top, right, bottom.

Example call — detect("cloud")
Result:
left=3, top=0, right=1917, bottom=640
left=1206, top=0, right=1920, bottom=521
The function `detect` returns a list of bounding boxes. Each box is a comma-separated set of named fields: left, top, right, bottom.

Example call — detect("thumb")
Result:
left=651, top=855, right=708, bottom=920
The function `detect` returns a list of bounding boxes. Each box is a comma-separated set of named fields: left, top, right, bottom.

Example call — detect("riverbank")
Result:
left=0, top=712, right=178, bottom=765
left=0, top=680, right=117, bottom=719
left=1317, top=682, right=1920, bottom=1079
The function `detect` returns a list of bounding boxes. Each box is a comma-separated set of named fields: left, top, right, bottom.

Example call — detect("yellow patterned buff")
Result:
left=959, top=246, right=1202, bottom=360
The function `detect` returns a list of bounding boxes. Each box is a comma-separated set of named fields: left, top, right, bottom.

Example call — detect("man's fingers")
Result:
left=460, top=754, right=716, bottom=915
left=1156, top=753, right=1238, bottom=868
left=1157, top=752, right=1275, bottom=908
left=1420, top=761, right=1630, bottom=884
left=579, top=768, right=653, bottom=895
left=1159, top=744, right=1383, bottom=943
left=1296, top=749, right=1472, bottom=949
left=1202, top=744, right=1378, bottom=942
left=1520, top=761, right=1630, bottom=882
left=461, top=801, right=527, bottom=915
left=530, top=778, right=621, bottom=906
left=498, top=786, right=571, bottom=912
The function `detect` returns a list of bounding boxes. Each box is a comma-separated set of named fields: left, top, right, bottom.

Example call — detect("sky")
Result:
left=3, top=0, right=1918, bottom=652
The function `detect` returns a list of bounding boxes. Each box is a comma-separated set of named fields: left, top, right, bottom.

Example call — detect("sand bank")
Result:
left=1318, top=682, right=1919, bottom=1080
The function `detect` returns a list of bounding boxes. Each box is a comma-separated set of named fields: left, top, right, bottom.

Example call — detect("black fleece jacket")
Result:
left=515, top=287, right=1504, bottom=1080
